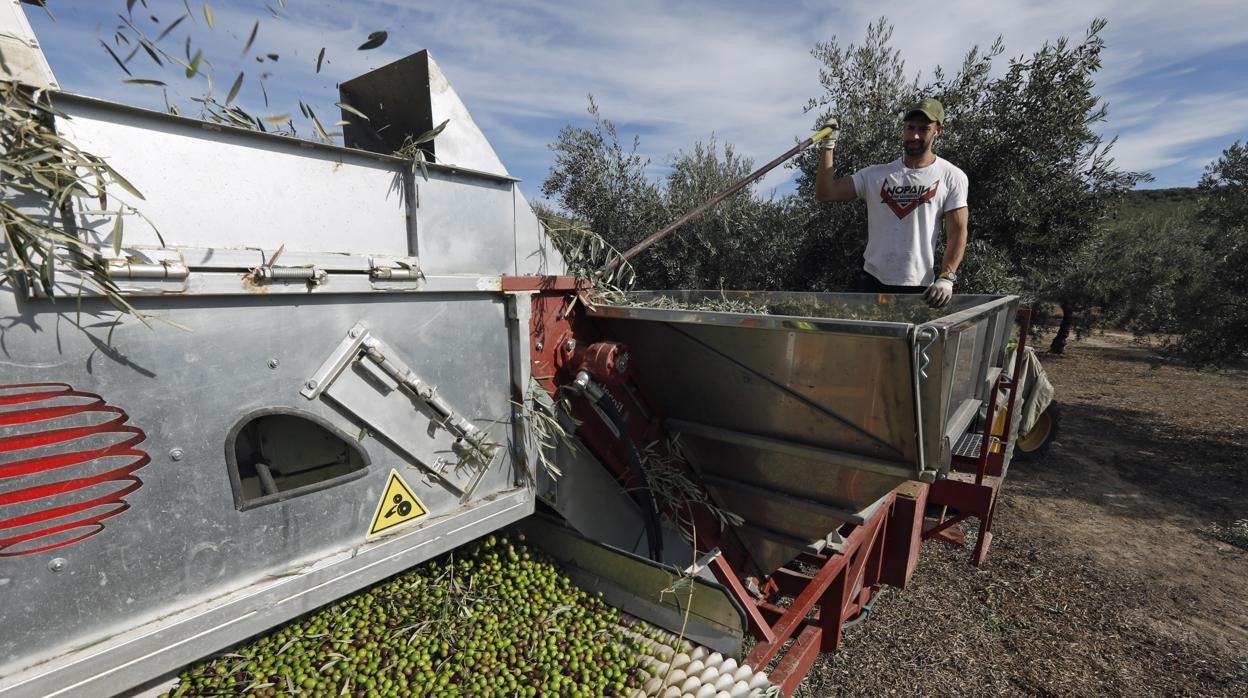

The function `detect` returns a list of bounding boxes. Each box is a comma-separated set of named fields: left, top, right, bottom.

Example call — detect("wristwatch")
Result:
left=938, top=270, right=957, bottom=282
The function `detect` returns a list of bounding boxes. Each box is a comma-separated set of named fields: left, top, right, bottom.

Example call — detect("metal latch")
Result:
left=368, top=256, right=424, bottom=282
left=358, top=337, right=492, bottom=455
left=301, top=323, right=495, bottom=498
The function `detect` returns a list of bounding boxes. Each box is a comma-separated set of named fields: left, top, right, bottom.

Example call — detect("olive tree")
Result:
left=1170, top=141, right=1248, bottom=362
left=545, top=17, right=1150, bottom=342
left=788, top=18, right=922, bottom=292
left=794, top=18, right=1147, bottom=348
left=1075, top=194, right=1209, bottom=340
left=542, top=100, right=804, bottom=290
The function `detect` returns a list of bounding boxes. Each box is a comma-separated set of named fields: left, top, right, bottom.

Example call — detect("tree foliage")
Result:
left=542, top=99, right=803, bottom=290
left=1061, top=146, right=1247, bottom=365
left=542, top=98, right=664, bottom=258
left=541, top=19, right=1244, bottom=363
left=1171, top=142, right=1248, bottom=362
left=791, top=18, right=924, bottom=291
left=794, top=18, right=1147, bottom=302
left=1080, top=195, right=1208, bottom=338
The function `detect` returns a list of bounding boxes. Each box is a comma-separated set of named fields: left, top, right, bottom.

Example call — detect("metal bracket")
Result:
left=368, top=256, right=424, bottom=282
left=300, top=323, right=369, bottom=399
left=685, top=547, right=723, bottom=577
left=30, top=247, right=190, bottom=298
left=105, top=258, right=189, bottom=281
left=358, top=335, right=492, bottom=453
left=301, top=322, right=496, bottom=498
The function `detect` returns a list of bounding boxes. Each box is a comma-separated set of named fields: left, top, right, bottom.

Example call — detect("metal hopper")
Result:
left=589, top=291, right=1019, bottom=573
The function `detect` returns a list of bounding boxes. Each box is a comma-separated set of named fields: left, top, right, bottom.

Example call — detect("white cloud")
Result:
left=22, top=0, right=1248, bottom=195
left=1103, top=92, right=1248, bottom=173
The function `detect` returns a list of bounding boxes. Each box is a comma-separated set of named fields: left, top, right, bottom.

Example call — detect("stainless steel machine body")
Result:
left=0, top=16, right=564, bottom=694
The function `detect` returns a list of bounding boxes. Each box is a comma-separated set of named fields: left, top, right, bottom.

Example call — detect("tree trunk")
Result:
left=1049, top=301, right=1073, bottom=354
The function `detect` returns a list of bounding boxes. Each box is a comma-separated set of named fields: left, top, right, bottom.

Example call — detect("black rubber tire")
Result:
left=1013, top=401, right=1061, bottom=462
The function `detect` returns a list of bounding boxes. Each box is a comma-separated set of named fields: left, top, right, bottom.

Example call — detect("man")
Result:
left=814, top=98, right=968, bottom=308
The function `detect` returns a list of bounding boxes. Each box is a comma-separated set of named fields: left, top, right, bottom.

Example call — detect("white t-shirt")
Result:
left=851, top=156, right=968, bottom=286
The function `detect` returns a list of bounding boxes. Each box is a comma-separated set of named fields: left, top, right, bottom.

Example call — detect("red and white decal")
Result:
left=879, top=180, right=940, bottom=219
left=0, top=383, right=150, bottom=557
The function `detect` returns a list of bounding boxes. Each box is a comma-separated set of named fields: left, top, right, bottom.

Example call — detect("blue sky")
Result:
left=20, top=0, right=1248, bottom=202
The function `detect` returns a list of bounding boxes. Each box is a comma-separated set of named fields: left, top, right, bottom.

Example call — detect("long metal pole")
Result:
left=611, top=126, right=834, bottom=269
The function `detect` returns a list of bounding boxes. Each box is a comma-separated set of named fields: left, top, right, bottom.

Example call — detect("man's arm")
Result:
left=923, top=206, right=968, bottom=308
left=812, top=119, right=857, bottom=202
left=941, top=206, right=968, bottom=275
left=814, top=147, right=858, bottom=202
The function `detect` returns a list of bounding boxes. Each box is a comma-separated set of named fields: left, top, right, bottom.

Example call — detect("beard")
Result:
left=904, top=139, right=930, bottom=155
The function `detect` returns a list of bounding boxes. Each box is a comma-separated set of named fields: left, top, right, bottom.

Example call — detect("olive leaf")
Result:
left=225, top=72, right=244, bottom=106
left=336, top=102, right=369, bottom=121
left=40, top=241, right=56, bottom=297
left=106, top=167, right=145, bottom=201
left=138, top=39, right=162, bottom=66
left=311, top=113, right=330, bottom=140
left=413, top=150, right=429, bottom=181
left=411, top=119, right=449, bottom=146
left=185, top=49, right=202, bottom=78
left=242, top=20, right=259, bottom=56
left=99, top=40, right=132, bottom=76
left=358, top=31, right=388, bottom=50
left=111, top=209, right=124, bottom=255
left=155, top=14, right=188, bottom=43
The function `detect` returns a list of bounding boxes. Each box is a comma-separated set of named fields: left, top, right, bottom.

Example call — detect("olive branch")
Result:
left=1, top=80, right=167, bottom=328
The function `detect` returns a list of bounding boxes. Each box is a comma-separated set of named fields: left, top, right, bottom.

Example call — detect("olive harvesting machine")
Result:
left=1, top=3, right=1043, bottom=695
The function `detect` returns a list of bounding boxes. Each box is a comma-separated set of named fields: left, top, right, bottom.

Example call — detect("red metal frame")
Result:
left=925, top=308, right=1032, bottom=565
left=508, top=277, right=1033, bottom=692
left=737, top=493, right=894, bottom=694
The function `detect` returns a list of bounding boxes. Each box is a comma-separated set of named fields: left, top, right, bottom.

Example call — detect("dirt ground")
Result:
left=796, top=331, right=1248, bottom=696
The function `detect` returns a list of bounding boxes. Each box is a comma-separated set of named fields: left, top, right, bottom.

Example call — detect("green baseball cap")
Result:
left=904, top=98, right=945, bottom=124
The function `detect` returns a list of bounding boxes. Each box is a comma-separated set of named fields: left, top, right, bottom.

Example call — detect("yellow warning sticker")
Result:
left=367, top=469, right=428, bottom=538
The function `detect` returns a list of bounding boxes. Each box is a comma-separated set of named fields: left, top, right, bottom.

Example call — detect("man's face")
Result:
left=902, top=117, right=942, bottom=157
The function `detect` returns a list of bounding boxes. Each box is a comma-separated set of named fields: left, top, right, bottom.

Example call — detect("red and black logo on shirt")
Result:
left=880, top=181, right=940, bottom=219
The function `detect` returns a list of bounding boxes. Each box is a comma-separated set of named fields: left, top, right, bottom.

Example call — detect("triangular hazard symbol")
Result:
left=368, top=469, right=428, bottom=537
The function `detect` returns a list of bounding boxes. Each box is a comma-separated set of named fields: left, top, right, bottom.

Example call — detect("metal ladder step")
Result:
left=952, top=431, right=1005, bottom=461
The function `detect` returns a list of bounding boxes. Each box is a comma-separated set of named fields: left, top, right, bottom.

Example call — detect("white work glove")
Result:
left=923, top=273, right=955, bottom=308
left=818, top=118, right=839, bottom=151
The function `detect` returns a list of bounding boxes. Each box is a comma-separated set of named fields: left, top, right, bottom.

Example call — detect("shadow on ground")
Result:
left=1011, top=400, right=1248, bottom=522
